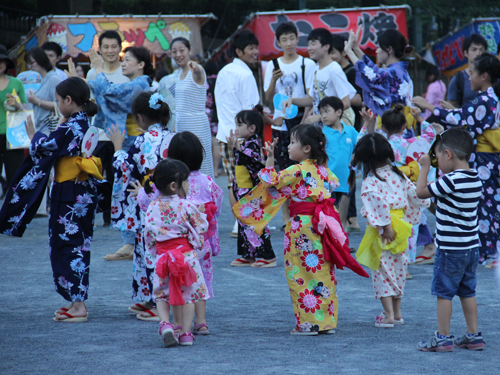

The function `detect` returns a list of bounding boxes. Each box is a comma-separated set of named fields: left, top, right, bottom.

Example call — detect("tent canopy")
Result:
left=211, top=6, right=410, bottom=63
left=9, top=14, right=216, bottom=73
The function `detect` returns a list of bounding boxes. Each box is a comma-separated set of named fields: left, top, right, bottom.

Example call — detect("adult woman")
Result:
left=423, top=65, right=446, bottom=119
left=169, top=37, right=214, bottom=177
left=0, top=44, right=27, bottom=197
left=87, top=46, right=153, bottom=261
left=25, top=47, right=61, bottom=134
left=344, top=28, right=415, bottom=129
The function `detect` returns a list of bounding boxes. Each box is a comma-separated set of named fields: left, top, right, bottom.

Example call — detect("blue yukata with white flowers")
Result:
left=432, top=87, right=500, bottom=262
left=0, top=112, right=99, bottom=302
left=355, top=55, right=413, bottom=117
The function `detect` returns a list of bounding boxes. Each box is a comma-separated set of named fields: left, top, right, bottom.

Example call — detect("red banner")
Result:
left=212, top=7, right=409, bottom=63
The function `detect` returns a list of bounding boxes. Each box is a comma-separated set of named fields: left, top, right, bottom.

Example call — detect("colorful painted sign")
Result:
left=432, top=19, right=500, bottom=75
left=9, top=15, right=215, bottom=73
left=212, top=6, right=409, bottom=62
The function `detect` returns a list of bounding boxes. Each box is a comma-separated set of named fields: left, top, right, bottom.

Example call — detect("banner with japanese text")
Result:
left=9, top=15, right=214, bottom=73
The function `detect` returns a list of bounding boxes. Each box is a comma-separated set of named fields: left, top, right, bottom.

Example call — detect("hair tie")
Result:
left=391, top=161, right=396, bottom=167
left=149, top=93, right=166, bottom=110
left=405, top=45, right=410, bottom=49
left=319, top=142, right=323, bottom=145
left=349, top=165, right=357, bottom=171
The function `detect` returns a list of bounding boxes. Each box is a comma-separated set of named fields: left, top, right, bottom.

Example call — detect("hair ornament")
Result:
left=391, top=161, right=396, bottom=167
left=149, top=92, right=165, bottom=110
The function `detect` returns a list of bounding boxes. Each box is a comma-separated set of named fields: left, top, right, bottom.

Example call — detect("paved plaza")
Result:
left=1, top=175, right=499, bottom=374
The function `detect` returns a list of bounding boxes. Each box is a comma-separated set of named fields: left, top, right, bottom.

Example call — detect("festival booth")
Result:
left=210, top=6, right=411, bottom=143
left=430, top=18, right=500, bottom=76
left=8, top=14, right=216, bottom=74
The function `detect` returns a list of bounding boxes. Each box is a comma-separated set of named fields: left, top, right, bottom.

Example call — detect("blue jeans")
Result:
left=431, top=247, right=479, bottom=300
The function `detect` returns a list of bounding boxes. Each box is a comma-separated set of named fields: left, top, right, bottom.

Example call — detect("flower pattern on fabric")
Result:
left=297, top=289, right=322, bottom=314
left=300, top=249, right=325, bottom=273
left=355, top=55, right=413, bottom=117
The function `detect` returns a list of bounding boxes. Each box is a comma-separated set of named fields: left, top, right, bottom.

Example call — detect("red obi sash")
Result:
left=289, top=199, right=369, bottom=278
left=203, top=202, right=218, bottom=239
left=156, top=237, right=197, bottom=306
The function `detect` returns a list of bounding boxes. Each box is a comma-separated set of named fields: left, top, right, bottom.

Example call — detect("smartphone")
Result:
left=272, top=58, right=280, bottom=71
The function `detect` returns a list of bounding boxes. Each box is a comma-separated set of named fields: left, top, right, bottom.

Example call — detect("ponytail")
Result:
left=144, top=175, right=155, bottom=195
left=290, top=124, right=328, bottom=166
left=56, top=77, right=98, bottom=116
left=131, top=91, right=171, bottom=128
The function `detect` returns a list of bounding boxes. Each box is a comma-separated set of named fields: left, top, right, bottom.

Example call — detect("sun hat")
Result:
left=0, top=44, right=15, bottom=70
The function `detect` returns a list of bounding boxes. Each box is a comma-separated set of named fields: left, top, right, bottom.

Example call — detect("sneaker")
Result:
left=454, top=332, right=485, bottom=351
left=179, top=331, right=195, bottom=346
left=417, top=331, right=454, bottom=352
left=159, top=321, right=178, bottom=348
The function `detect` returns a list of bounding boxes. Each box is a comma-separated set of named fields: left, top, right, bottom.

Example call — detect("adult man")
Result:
left=41, top=42, right=68, bottom=82
left=446, top=34, right=487, bottom=108
left=215, top=30, right=260, bottom=237
left=87, top=31, right=133, bottom=260
left=263, top=21, right=315, bottom=229
left=284, top=28, right=356, bottom=126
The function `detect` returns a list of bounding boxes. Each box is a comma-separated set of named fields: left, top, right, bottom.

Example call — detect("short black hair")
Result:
left=318, top=96, right=343, bottom=115
left=171, top=37, right=191, bottom=50
left=56, top=77, right=98, bottom=117
left=235, top=105, right=264, bottom=141
left=99, top=30, right=122, bottom=47
left=378, top=29, right=413, bottom=59
left=290, top=124, right=328, bottom=166
left=26, top=47, right=54, bottom=73
left=146, top=158, right=190, bottom=196
left=275, top=22, right=298, bottom=40
left=131, top=91, right=171, bottom=128
left=230, top=30, right=259, bottom=57
left=381, top=103, right=406, bottom=135
left=307, top=28, right=333, bottom=53
left=168, top=132, right=205, bottom=172
left=331, top=33, right=347, bottom=53
left=123, top=46, right=154, bottom=78
left=463, top=34, right=487, bottom=53
left=436, top=128, right=474, bottom=161
left=41, top=41, right=63, bottom=58
left=426, top=65, right=440, bottom=82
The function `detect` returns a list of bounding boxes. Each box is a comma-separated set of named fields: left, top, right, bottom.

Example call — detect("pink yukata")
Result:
left=361, top=165, right=430, bottom=299
left=186, top=171, right=224, bottom=298
left=143, top=193, right=209, bottom=304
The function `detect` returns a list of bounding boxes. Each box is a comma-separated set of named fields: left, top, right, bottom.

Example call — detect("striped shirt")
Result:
left=428, top=169, right=482, bottom=250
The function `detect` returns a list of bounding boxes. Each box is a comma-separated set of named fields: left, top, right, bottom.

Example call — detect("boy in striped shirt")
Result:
left=415, top=128, right=485, bottom=352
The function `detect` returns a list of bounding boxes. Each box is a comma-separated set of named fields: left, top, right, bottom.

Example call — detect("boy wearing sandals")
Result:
left=415, top=128, right=485, bottom=352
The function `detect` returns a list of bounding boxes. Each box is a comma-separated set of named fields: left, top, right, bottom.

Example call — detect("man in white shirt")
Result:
left=284, top=28, right=356, bottom=126
left=42, top=42, right=67, bottom=81
left=215, top=30, right=260, bottom=211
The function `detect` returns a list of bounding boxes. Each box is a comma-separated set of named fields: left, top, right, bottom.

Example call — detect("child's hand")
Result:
left=381, top=224, right=395, bottom=244
left=410, top=107, right=424, bottom=123
left=264, top=137, right=278, bottom=158
left=419, top=154, right=431, bottom=168
left=431, top=123, right=444, bottom=135
left=25, top=115, right=36, bottom=140
left=226, top=129, right=240, bottom=150
left=198, top=203, right=205, bottom=213
left=106, top=124, right=126, bottom=151
left=127, top=180, right=142, bottom=197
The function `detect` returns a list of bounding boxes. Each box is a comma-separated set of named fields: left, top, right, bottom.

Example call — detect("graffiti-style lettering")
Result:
left=123, top=29, right=146, bottom=46
left=359, top=12, right=397, bottom=46
left=145, top=20, right=170, bottom=50
left=270, top=15, right=312, bottom=49
left=67, top=22, right=97, bottom=52
left=98, top=22, right=125, bottom=42
left=434, top=36, right=465, bottom=70
left=478, top=23, right=497, bottom=53
left=319, top=13, right=349, bottom=29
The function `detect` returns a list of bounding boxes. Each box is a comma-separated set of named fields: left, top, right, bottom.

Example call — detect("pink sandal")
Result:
left=179, top=331, right=195, bottom=346
left=193, top=323, right=210, bottom=335
left=159, top=321, right=178, bottom=347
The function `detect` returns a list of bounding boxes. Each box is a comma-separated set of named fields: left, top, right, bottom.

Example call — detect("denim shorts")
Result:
left=431, top=247, right=479, bottom=300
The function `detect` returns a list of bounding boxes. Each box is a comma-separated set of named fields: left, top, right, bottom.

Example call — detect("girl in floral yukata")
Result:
left=352, top=133, right=430, bottom=328
left=227, top=106, right=276, bottom=268
left=0, top=77, right=102, bottom=322
left=412, top=52, right=500, bottom=266
left=168, top=131, right=224, bottom=335
left=358, top=104, right=443, bottom=271
left=344, top=28, right=416, bottom=133
left=106, top=92, right=174, bottom=321
left=233, top=124, right=368, bottom=335
left=142, top=159, right=208, bottom=347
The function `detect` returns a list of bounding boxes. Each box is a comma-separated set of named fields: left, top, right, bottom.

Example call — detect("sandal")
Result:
left=485, top=260, right=499, bottom=269
left=414, top=255, right=435, bottom=265
left=290, top=329, right=318, bottom=336
left=374, top=315, right=394, bottom=328
left=136, top=309, right=160, bottom=321
left=230, top=258, right=255, bottom=267
left=193, top=323, right=210, bottom=335
left=251, top=258, right=277, bottom=268
left=128, top=303, right=152, bottom=314
left=159, top=321, right=178, bottom=348
left=53, top=312, right=88, bottom=322
left=179, top=331, right=195, bottom=346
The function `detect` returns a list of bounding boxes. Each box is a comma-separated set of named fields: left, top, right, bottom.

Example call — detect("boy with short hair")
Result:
left=319, top=96, right=358, bottom=226
left=283, top=28, right=356, bottom=127
left=416, top=128, right=485, bottom=352
left=41, top=41, right=67, bottom=81
left=447, top=34, right=487, bottom=107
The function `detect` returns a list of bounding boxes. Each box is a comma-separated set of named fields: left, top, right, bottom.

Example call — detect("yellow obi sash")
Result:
left=55, top=156, right=104, bottom=183
left=398, top=160, right=420, bottom=182
left=142, top=169, right=154, bottom=186
left=126, top=114, right=141, bottom=137
left=355, top=209, right=412, bottom=270
left=476, top=129, right=500, bottom=153
left=376, top=105, right=416, bottom=131
left=235, top=165, right=253, bottom=189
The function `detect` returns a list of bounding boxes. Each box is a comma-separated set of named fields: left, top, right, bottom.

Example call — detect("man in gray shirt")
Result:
left=446, top=34, right=487, bottom=108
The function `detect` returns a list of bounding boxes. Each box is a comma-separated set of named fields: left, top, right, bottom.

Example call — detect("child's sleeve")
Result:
left=404, top=175, right=431, bottom=225
left=259, top=164, right=300, bottom=195
left=112, top=138, right=143, bottom=205
left=360, top=178, right=392, bottom=229
left=427, top=174, right=455, bottom=198
left=208, top=176, right=224, bottom=217
left=184, top=201, right=208, bottom=250
left=327, top=168, right=340, bottom=193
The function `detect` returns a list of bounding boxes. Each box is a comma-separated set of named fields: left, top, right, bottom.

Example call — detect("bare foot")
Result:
left=137, top=307, right=158, bottom=318
left=54, top=301, right=87, bottom=320
left=417, top=242, right=436, bottom=260
left=130, top=301, right=154, bottom=312
left=55, top=302, right=74, bottom=315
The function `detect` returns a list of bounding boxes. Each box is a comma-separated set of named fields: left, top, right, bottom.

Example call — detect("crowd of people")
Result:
left=0, top=20, right=498, bottom=352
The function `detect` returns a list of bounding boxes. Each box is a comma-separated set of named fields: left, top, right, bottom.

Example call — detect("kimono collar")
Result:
left=68, top=111, right=88, bottom=121
left=147, top=123, right=162, bottom=132
left=388, top=60, right=409, bottom=72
